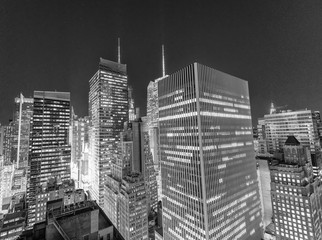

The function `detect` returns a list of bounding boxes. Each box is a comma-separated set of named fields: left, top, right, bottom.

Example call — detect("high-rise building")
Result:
left=258, top=109, right=321, bottom=172
left=88, top=57, right=128, bottom=207
left=0, top=123, right=13, bottom=165
left=158, top=63, right=263, bottom=239
left=270, top=136, right=322, bottom=239
left=11, top=94, right=33, bottom=169
left=104, top=116, right=154, bottom=240
left=128, top=85, right=136, bottom=121
left=146, top=45, right=168, bottom=201
left=27, top=91, right=71, bottom=227
left=118, top=173, right=148, bottom=240
left=70, top=115, right=89, bottom=188
left=141, top=116, right=158, bottom=212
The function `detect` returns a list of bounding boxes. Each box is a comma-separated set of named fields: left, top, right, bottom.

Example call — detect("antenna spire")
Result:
left=118, top=38, right=121, bottom=64
left=162, top=44, right=165, bottom=77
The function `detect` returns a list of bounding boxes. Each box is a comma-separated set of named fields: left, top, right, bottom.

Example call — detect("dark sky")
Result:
left=1, top=0, right=322, bottom=125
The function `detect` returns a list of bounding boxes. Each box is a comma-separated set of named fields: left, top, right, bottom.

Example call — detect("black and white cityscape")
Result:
left=1, top=1, right=322, bottom=240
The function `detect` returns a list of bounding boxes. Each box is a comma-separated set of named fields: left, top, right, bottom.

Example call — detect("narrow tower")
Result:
left=162, top=44, right=165, bottom=77
left=118, top=38, right=121, bottom=64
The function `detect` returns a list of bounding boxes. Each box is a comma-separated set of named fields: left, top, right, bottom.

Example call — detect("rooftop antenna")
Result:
left=270, top=102, right=276, bottom=115
left=118, top=38, right=121, bottom=64
left=162, top=44, right=165, bottom=77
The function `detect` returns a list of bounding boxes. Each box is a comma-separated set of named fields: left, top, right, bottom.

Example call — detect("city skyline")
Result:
left=2, top=1, right=322, bottom=125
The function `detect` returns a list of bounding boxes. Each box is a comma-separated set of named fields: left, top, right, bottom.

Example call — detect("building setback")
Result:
left=158, top=63, right=263, bottom=240
left=27, top=91, right=71, bottom=227
left=88, top=58, right=128, bottom=207
left=270, top=136, right=322, bottom=240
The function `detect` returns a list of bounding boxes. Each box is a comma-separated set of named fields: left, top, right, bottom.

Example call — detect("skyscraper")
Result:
left=158, top=63, right=262, bottom=239
left=104, top=118, right=150, bottom=240
left=128, top=85, right=136, bottom=121
left=146, top=45, right=168, bottom=201
left=27, top=91, right=71, bottom=227
left=70, top=114, right=89, bottom=188
left=88, top=57, right=128, bottom=207
left=270, top=136, right=322, bottom=239
left=11, top=94, right=33, bottom=169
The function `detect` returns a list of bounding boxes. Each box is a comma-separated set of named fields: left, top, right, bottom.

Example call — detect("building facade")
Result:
left=27, top=91, right=71, bottom=227
left=158, top=63, right=263, bottom=239
left=257, top=159, right=273, bottom=229
left=146, top=77, right=167, bottom=202
left=259, top=110, right=321, bottom=169
left=11, top=94, right=33, bottom=169
left=88, top=58, right=128, bottom=207
left=34, top=178, right=76, bottom=224
left=270, top=136, right=322, bottom=240
left=118, top=174, right=148, bottom=240
left=103, top=117, right=152, bottom=240
left=0, top=124, right=13, bottom=165
left=70, top=115, right=89, bottom=188
left=128, top=85, right=136, bottom=121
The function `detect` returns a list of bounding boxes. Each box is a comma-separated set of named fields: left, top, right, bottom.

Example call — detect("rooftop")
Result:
left=285, top=136, right=301, bottom=146
left=99, top=57, right=127, bottom=75
left=34, top=91, right=70, bottom=101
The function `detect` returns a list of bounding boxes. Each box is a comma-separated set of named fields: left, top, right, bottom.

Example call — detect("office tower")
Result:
left=141, top=116, right=158, bottom=212
left=88, top=57, right=128, bottom=207
left=128, top=85, right=136, bottom=121
left=118, top=174, right=148, bottom=240
left=104, top=117, right=151, bottom=240
left=0, top=123, right=13, bottom=164
left=146, top=45, right=168, bottom=201
left=11, top=94, right=33, bottom=169
left=70, top=115, right=89, bottom=188
left=270, top=136, right=322, bottom=239
left=27, top=91, right=71, bottom=227
left=259, top=109, right=321, bottom=172
left=158, top=63, right=263, bottom=240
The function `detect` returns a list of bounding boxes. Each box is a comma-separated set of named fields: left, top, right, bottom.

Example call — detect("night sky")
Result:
left=1, top=0, right=322, bottom=125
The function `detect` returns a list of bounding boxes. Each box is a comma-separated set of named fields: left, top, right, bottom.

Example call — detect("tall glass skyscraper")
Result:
left=27, top=91, right=71, bottom=227
left=158, top=63, right=262, bottom=239
left=88, top=58, right=128, bottom=207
